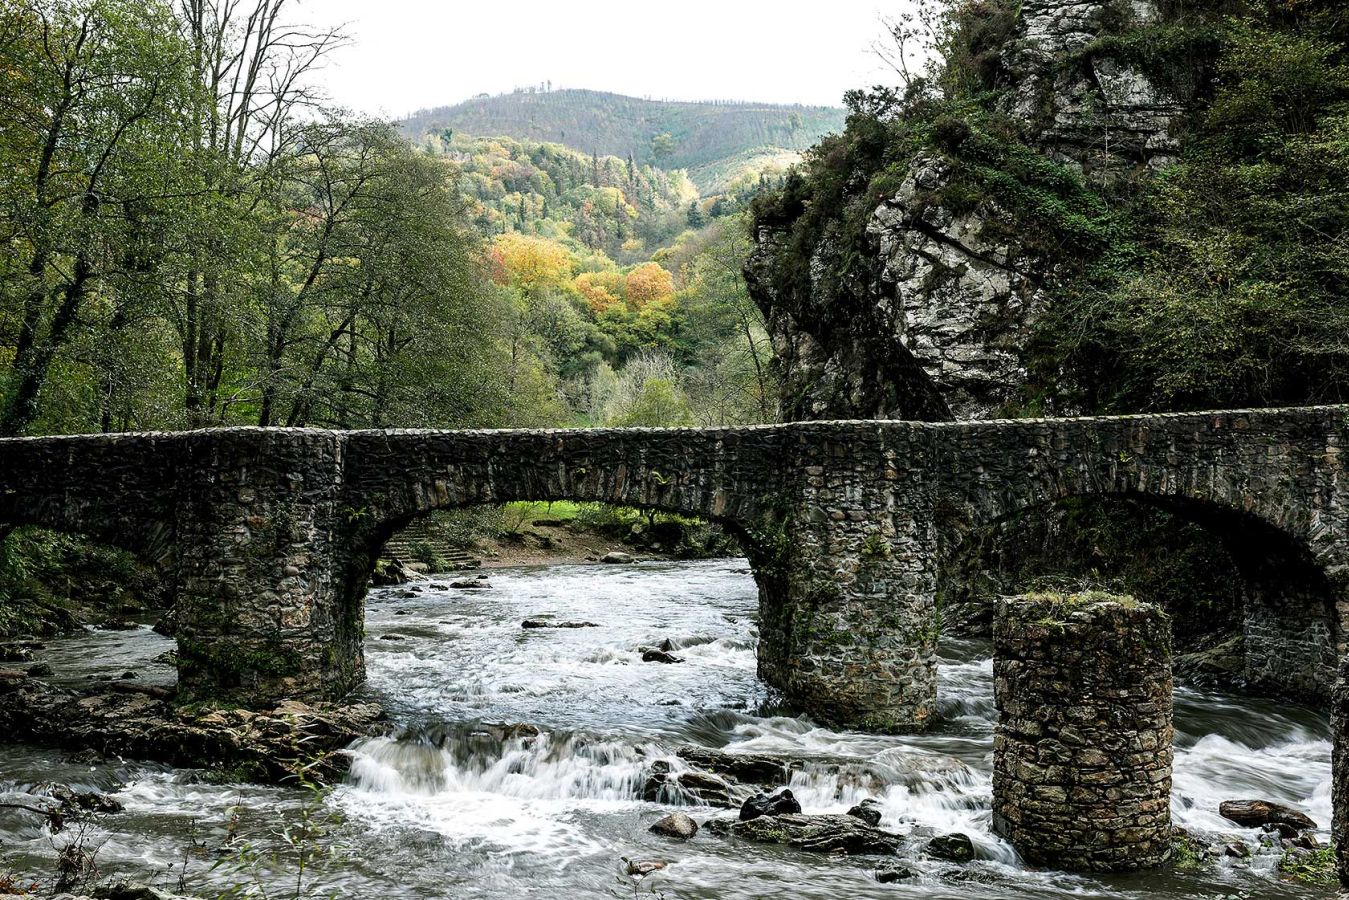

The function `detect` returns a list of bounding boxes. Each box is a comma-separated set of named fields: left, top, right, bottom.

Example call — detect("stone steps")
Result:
left=381, top=521, right=480, bottom=570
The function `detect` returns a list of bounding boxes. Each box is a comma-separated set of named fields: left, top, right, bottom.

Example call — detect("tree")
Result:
left=624, top=262, right=675, bottom=308
left=651, top=132, right=676, bottom=162
left=0, top=0, right=197, bottom=435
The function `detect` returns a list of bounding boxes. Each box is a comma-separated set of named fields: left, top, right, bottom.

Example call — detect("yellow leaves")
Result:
left=490, top=233, right=575, bottom=295
left=575, top=271, right=626, bottom=313
left=624, top=262, right=675, bottom=309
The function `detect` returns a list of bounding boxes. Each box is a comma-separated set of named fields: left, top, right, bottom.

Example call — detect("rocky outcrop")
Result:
left=0, top=676, right=384, bottom=785
left=1001, top=0, right=1185, bottom=178
left=746, top=0, right=1193, bottom=424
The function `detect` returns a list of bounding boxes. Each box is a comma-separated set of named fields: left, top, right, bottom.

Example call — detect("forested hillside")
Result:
left=0, top=1, right=775, bottom=440
left=401, top=89, right=845, bottom=192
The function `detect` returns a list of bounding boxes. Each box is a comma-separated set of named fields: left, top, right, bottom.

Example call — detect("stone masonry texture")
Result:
left=992, top=595, right=1173, bottom=871
left=1, top=406, right=1349, bottom=879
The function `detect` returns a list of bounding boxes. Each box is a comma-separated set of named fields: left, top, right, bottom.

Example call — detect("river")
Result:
left=0, top=559, right=1336, bottom=898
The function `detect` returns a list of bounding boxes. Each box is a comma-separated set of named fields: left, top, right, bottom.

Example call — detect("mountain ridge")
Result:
left=400, top=88, right=845, bottom=191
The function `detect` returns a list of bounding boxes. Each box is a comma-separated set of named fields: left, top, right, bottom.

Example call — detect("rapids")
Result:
left=0, top=559, right=1336, bottom=898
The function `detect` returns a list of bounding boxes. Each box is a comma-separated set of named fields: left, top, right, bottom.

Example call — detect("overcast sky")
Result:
left=303, top=0, right=914, bottom=117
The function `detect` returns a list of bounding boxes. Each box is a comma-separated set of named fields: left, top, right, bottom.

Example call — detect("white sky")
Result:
left=302, top=0, right=914, bottom=117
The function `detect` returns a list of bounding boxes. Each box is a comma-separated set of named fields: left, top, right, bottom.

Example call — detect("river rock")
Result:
left=95, top=620, right=139, bottom=631
left=649, top=812, right=699, bottom=839
left=451, top=580, right=490, bottom=589
left=39, top=783, right=124, bottom=814
left=522, top=619, right=600, bottom=629
left=675, top=746, right=796, bottom=785
left=370, top=560, right=410, bottom=587
left=0, top=680, right=384, bottom=785
left=624, top=859, right=668, bottom=877
left=26, top=662, right=53, bottom=678
left=151, top=610, right=177, bottom=637
left=602, top=551, right=635, bottom=564
left=1218, top=800, right=1316, bottom=832
left=875, top=866, right=917, bottom=882
left=926, top=832, right=975, bottom=862
left=739, top=788, right=801, bottom=821
left=0, top=645, right=34, bottom=662
left=641, top=649, right=683, bottom=664
left=710, top=813, right=904, bottom=855
left=847, top=799, right=884, bottom=827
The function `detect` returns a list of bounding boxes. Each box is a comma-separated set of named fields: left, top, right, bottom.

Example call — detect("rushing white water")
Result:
left=0, top=558, right=1337, bottom=899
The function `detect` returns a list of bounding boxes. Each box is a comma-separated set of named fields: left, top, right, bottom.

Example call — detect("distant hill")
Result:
left=400, top=89, right=845, bottom=193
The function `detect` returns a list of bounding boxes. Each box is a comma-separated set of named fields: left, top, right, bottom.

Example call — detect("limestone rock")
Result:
left=847, top=799, right=884, bottom=827
left=649, top=812, right=699, bottom=839
left=675, top=746, right=796, bottom=785
left=925, top=832, right=975, bottom=862
left=710, top=813, right=904, bottom=855
left=0, top=680, right=384, bottom=785
left=738, top=789, right=802, bottom=822
left=1218, top=800, right=1316, bottom=832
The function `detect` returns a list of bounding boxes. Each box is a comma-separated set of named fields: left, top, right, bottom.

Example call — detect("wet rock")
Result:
left=739, top=788, right=802, bottom=822
left=675, top=746, right=795, bottom=785
left=27, top=662, right=54, bottom=678
left=451, top=580, right=490, bottom=589
left=118, top=671, right=138, bottom=680
left=875, top=866, right=916, bottom=883
left=710, top=813, right=903, bottom=855
left=602, top=551, right=635, bottom=564
left=0, top=645, right=34, bottom=662
left=925, top=832, right=975, bottom=862
left=1290, top=832, right=1320, bottom=850
left=624, top=859, right=668, bottom=877
left=522, top=619, right=600, bottom=629
left=151, top=610, right=177, bottom=638
left=847, top=799, right=883, bottom=827
left=1218, top=799, right=1316, bottom=832
left=641, top=649, right=683, bottom=664
left=0, top=680, right=385, bottom=786
left=649, top=812, right=699, bottom=839
left=40, top=783, right=124, bottom=814
left=370, top=560, right=410, bottom=587
left=378, top=634, right=407, bottom=642
left=101, top=881, right=196, bottom=900
left=152, top=649, right=178, bottom=666
left=64, top=749, right=104, bottom=766
left=1224, top=842, right=1251, bottom=858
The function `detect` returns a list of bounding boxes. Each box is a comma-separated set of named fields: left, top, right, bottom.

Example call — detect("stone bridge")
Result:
left=6, top=407, right=1349, bottom=872
left=3, top=407, right=1348, bottom=724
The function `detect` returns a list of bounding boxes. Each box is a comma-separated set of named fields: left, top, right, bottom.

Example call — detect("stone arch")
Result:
left=937, top=489, right=1341, bottom=701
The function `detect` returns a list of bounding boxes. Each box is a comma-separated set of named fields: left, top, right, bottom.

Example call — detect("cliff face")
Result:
left=747, top=0, right=1189, bottom=423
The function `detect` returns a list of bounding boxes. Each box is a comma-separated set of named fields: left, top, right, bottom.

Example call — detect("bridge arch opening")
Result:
left=338, top=496, right=780, bottom=713
left=938, top=491, right=1341, bottom=703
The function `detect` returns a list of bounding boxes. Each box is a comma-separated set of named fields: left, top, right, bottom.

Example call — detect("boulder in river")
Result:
left=709, top=813, right=904, bottom=855
left=847, top=799, right=883, bottom=827
left=602, top=551, right=635, bottom=564
left=624, top=859, right=668, bottom=877
left=641, top=649, right=683, bottom=664
left=370, top=560, right=411, bottom=586
left=739, top=788, right=801, bottom=821
left=675, top=746, right=796, bottom=785
left=1218, top=799, right=1316, bottom=832
left=451, top=579, right=490, bottom=589
left=26, top=662, right=54, bottom=678
left=925, top=832, right=975, bottom=862
left=522, top=619, right=600, bottom=629
left=650, top=812, right=699, bottom=839
left=875, top=866, right=917, bottom=883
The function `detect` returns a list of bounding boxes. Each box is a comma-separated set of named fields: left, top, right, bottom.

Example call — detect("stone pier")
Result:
left=992, top=594, right=1174, bottom=871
